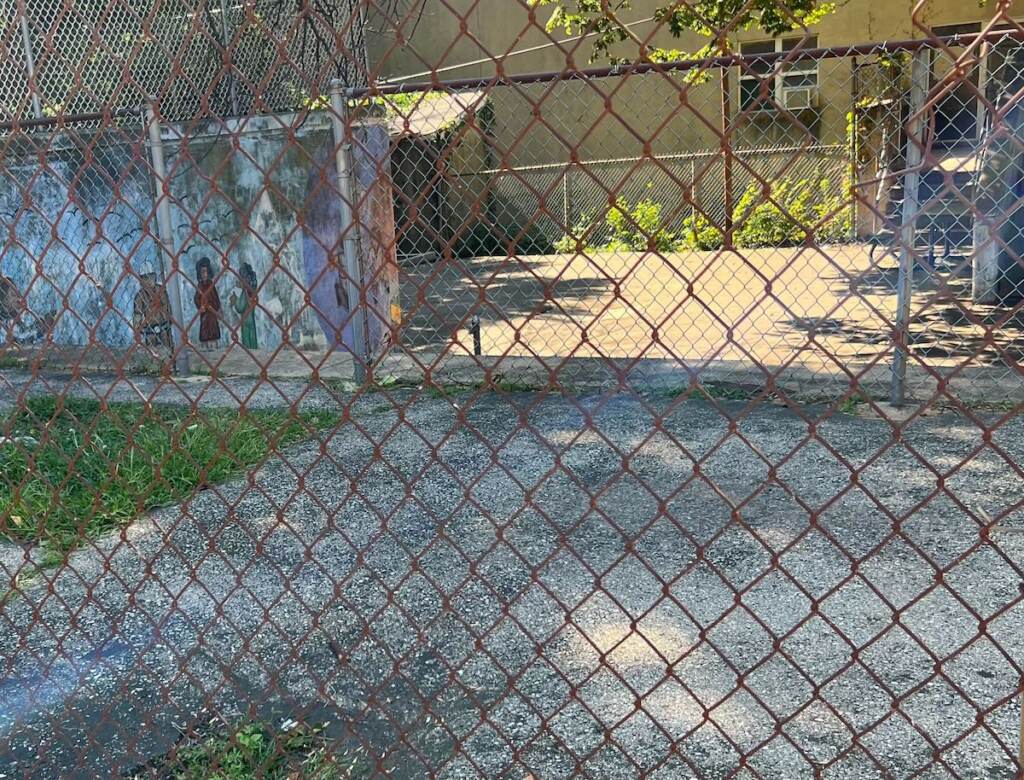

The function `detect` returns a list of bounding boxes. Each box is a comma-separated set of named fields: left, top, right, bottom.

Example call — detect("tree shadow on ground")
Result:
left=398, top=254, right=612, bottom=349
left=789, top=263, right=1024, bottom=367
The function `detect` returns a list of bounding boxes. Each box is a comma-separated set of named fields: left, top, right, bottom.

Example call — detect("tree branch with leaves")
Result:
left=531, top=0, right=839, bottom=62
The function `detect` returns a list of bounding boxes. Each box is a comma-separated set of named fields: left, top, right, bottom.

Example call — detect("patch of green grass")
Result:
left=0, top=356, right=27, bottom=370
left=0, top=396, right=340, bottom=552
left=136, top=720, right=373, bottom=779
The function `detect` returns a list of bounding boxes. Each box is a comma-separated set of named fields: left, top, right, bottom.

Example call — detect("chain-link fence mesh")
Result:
left=1, top=0, right=1024, bottom=777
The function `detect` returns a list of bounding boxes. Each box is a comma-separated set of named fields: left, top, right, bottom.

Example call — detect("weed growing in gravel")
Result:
left=0, top=396, right=340, bottom=552
left=836, top=393, right=868, bottom=415
left=134, top=720, right=373, bottom=779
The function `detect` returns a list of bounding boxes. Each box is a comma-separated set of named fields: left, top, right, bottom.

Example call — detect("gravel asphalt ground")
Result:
left=0, top=375, right=1022, bottom=778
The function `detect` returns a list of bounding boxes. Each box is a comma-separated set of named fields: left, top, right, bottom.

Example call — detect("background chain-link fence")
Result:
left=0, top=0, right=414, bottom=121
left=381, top=35, right=1024, bottom=406
left=2, top=0, right=1024, bottom=777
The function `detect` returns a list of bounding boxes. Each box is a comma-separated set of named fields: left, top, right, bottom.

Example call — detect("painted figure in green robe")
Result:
left=230, top=262, right=259, bottom=350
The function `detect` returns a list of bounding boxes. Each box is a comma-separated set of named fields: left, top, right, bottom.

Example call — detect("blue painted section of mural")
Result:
left=0, top=114, right=398, bottom=356
left=0, top=134, right=161, bottom=347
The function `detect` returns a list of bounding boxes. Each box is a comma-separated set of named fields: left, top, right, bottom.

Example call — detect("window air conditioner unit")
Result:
left=783, top=87, right=817, bottom=111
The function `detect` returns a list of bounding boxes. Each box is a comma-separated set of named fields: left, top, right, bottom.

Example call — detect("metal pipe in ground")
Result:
left=470, top=314, right=482, bottom=356
left=145, top=101, right=191, bottom=377
left=329, top=81, right=368, bottom=385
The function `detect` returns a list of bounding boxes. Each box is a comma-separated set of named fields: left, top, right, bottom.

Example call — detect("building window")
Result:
left=739, top=37, right=819, bottom=112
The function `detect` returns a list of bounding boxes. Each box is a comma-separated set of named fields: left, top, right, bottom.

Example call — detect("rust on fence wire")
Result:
left=0, top=0, right=1023, bottom=777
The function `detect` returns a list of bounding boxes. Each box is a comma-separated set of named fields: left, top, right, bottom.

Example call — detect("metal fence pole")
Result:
left=145, top=101, right=191, bottom=376
left=890, top=50, right=929, bottom=407
left=17, top=2, right=43, bottom=120
left=690, top=158, right=697, bottom=226
left=329, top=81, right=368, bottom=384
left=218, top=0, right=240, bottom=117
left=850, top=56, right=860, bottom=242
left=562, top=171, right=571, bottom=234
left=721, top=66, right=735, bottom=243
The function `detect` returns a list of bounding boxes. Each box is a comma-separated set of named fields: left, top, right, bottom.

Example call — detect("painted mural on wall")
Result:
left=193, top=257, right=222, bottom=348
left=231, top=262, right=259, bottom=350
left=0, top=138, right=162, bottom=348
left=166, top=114, right=399, bottom=356
left=0, top=114, right=399, bottom=358
left=302, top=121, right=400, bottom=355
left=131, top=261, right=173, bottom=348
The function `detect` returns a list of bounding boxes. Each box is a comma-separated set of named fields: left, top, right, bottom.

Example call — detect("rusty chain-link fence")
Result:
left=2, top=0, right=1024, bottom=777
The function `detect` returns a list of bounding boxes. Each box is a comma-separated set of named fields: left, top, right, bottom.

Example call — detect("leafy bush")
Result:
left=556, top=196, right=679, bottom=253
left=554, top=212, right=598, bottom=253
left=812, top=178, right=854, bottom=244
left=605, top=197, right=678, bottom=252
left=680, top=212, right=723, bottom=251
left=733, top=177, right=851, bottom=248
left=551, top=176, right=851, bottom=255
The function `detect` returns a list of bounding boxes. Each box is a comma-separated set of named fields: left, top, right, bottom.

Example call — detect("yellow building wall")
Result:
left=370, top=0, right=1024, bottom=156
left=368, top=0, right=1024, bottom=241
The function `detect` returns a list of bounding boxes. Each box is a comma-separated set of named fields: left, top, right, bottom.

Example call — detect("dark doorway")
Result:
left=932, top=24, right=981, bottom=149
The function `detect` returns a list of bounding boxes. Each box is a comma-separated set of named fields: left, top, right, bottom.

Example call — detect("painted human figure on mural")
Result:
left=0, top=275, right=22, bottom=342
left=132, top=263, right=173, bottom=348
left=230, top=262, right=259, bottom=350
left=194, top=257, right=222, bottom=347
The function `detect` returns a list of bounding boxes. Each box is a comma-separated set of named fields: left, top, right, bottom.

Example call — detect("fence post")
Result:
left=145, top=100, right=191, bottom=376
left=562, top=171, right=571, bottom=236
left=218, top=0, right=240, bottom=117
left=329, top=81, right=368, bottom=385
left=690, top=158, right=697, bottom=227
left=849, top=56, right=860, bottom=242
left=17, top=2, right=43, bottom=120
left=721, top=66, right=734, bottom=243
left=890, top=49, right=929, bottom=407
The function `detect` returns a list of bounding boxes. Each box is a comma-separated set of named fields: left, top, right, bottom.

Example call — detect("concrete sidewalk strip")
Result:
left=0, top=389, right=1021, bottom=777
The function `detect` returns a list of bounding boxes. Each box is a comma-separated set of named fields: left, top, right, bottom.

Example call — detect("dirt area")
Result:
left=403, top=246, right=1020, bottom=371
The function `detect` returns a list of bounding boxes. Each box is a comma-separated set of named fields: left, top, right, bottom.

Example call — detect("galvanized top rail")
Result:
left=353, top=29, right=1024, bottom=97
left=0, top=106, right=141, bottom=133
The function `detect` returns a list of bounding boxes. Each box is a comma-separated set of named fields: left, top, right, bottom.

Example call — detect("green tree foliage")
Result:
left=531, top=0, right=837, bottom=61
